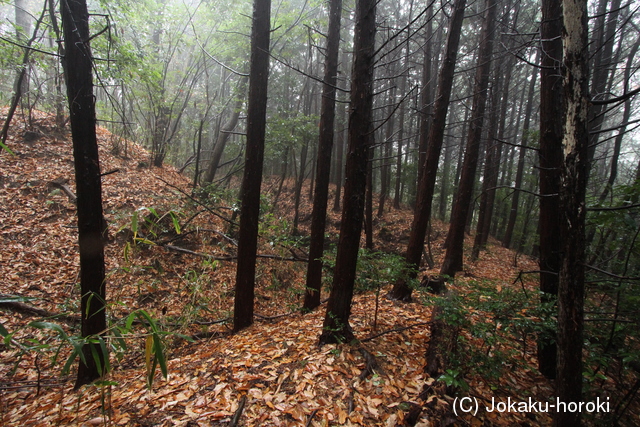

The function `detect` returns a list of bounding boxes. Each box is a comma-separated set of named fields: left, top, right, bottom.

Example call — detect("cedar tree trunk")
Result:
left=319, top=0, right=375, bottom=344
left=233, top=0, right=271, bottom=332
left=537, top=0, right=563, bottom=379
left=61, top=0, right=108, bottom=388
left=303, top=0, right=342, bottom=310
left=387, top=0, right=467, bottom=300
left=440, top=0, right=497, bottom=278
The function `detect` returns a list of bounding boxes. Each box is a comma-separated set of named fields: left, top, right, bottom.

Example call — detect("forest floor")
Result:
left=0, top=111, right=634, bottom=426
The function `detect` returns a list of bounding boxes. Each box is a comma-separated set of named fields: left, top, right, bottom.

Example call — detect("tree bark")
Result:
left=319, top=0, right=376, bottom=344
left=233, top=0, right=271, bottom=332
left=332, top=58, right=349, bottom=213
left=440, top=0, right=497, bottom=278
left=387, top=0, right=467, bottom=300
left=554, top=0, right=589, bottom=424
left=303, top=0, right=343, bottom=310
left=365, top=145, right=374, bottom=250
left=61, top=0, right=108, bottom=388
left=537, top=0, right=563, bottom=380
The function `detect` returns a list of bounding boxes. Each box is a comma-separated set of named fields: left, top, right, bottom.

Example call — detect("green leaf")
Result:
left=0, top=139, right=15, bottom=155
left=0, top=322, right=9, bottom=337
left=29, top=321, right=69, bottom=341
left=124, top=241, right=131, bottom=263
left=153, top=333, right=167, bottom=378
left=134, top=237, right=156, bottom=245
left=131, top=209, right=139, bottom=239
left=170, top=211, right=181, bottom=234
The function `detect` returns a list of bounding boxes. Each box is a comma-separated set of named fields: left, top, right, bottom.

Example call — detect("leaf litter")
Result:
left=1, top=110, right=623, bottom=426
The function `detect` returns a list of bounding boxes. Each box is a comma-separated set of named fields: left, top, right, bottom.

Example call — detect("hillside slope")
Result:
left=0, top=111, right=561, bottom=426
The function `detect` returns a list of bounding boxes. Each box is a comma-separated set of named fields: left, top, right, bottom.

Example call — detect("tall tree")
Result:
left=61, top=0, right=108, bottom=388
left=303, top=0, right=342, bottom=310
left=202, top=76, right=248, bottom=184
left=440, top=0, right=497, bottom=278
left=319, top=0, right=376, bottom=344
left=377, top=81, right=396, bottom=218
left=555, top=0, right=589, bottom=424
left=332, top=51, right=350, bottom=213
left=538, top=0, right=563, bottom=380
left=471, top=2, right=518, bottom=258
left=1, top=3, right=47, bottom=150
left=471, top=72, right=502, bottom=261
left=598, top=34, right=640, bottom=205
left=233, top=0, right=271, bottom=332
left=502, top=51, right=538, bottom=249
left=387, top=0, right=467, bottom=300
left=586, top=0, right=622, bottom=181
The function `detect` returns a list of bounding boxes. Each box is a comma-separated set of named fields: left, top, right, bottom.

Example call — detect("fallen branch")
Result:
left=360, top=321, right=432, bottom=343
left=229, top=395, right=247, bottom=427
left=162, top=244, right=308, bottom=262
left=305, top=409, right=318, bottom=427
left=49, top=178, right=77, bottom=204
left=191, top=330, right=230, bottom=341
left=0, top=295, right=79, bottom=324
left=156, top=176, right=237, bottom=226
left=357, top=347, right=386, bottom=380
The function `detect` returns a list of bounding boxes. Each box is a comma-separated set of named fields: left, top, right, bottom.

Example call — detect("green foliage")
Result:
left=119, top=206, right=183, bottom=245
left=321, top=248, right=417, bottom=294
left=438, top=368, right=469, bottom=392
left=423, top=280, right=555, bottom=390
left=582, top=182, right=640, bottom=405
left=2, top=306, right=188, bottom=389
left=265, top=114, right=319, bottom=164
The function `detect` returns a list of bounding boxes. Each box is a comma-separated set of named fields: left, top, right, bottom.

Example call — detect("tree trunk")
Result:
left=440, top=0, right=497, bottom=278
left=387, top=0, right=467, bottom=300
left=319, top=0, right=375, bottom=344
left=377, top=83, right=396, bottom=218
left=365, top=145, right=374, bottom=250
left=303, top=0, right=343, bottom=310
left=202, top=77, right=248, bottom=184
left=61, top=0, right=108, bottom=388
left=415, top=2, right=435, bottom=192
left=292, top=138, right=309, bottom=234
left=332, top=71, right=348, bottom=213
left=1, top=4, right=47, bottom=149
left=233, top=0, right=271, bottom=332
left=537, top=0, right=563, bottom=380
left=437, top=136, right=453, bottom=221
left=471, top=73, right=503, bottom=261
left=597, top=35, right=640, bottom=204
left=554, top=0, right=589, bottom=424
left=502, top=52, right=538, bottom=249
left=393, top=30, right=412, bottom=210
left=586, top=0, right=622, bottom=182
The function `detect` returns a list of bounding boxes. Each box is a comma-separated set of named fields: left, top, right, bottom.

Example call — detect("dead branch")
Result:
left=49, top=178, right=77, bottom=204
left=191, top=330, right=230, bottom=341
left=229, top=395, right=247, bottom=427
left=360, top=321, right=432, bottom=343
left=0, top=295, right=79, bottom=324
left=162, top=244, right=308, bottom=262
left=357, top=347, right=386, bottom=380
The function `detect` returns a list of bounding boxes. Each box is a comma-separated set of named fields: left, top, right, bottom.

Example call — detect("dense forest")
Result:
left=1, top=0, right=639, bottom=425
